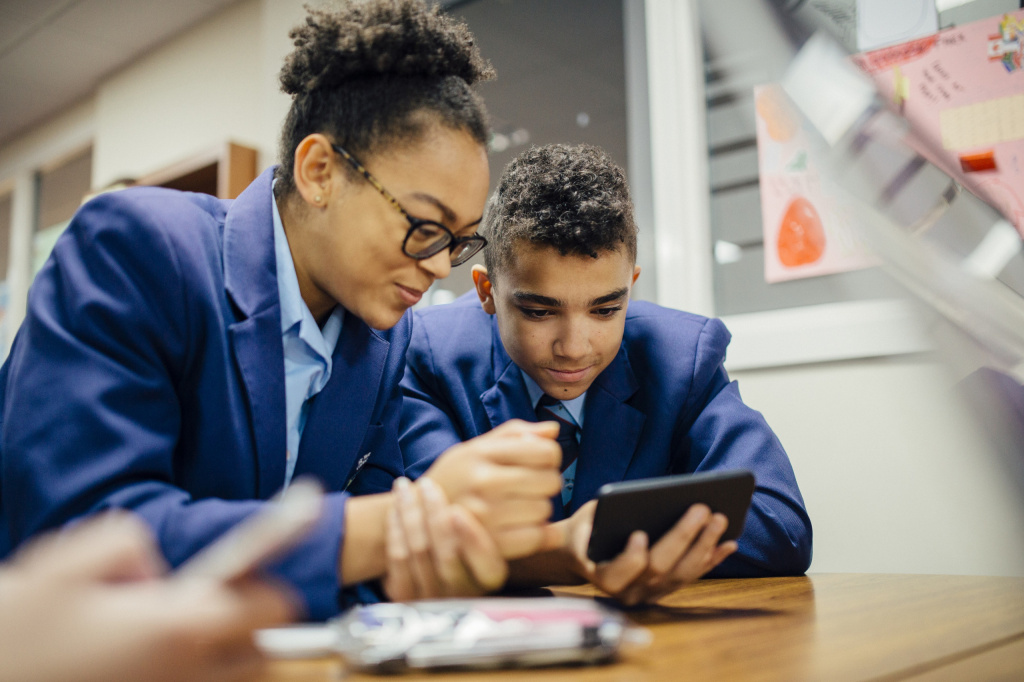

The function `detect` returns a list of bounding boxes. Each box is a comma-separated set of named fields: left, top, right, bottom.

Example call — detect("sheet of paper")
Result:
left=857, top=0, right=939, bottom=51
left=852, top=9, right=1024, bottom=236
left=754, top=84, right=877, bottom=283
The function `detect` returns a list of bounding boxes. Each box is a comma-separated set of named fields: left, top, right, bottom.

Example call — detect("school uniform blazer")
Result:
left=400, top=292, right=812, bottom=576
left=0, top=167, right=409, bottom=619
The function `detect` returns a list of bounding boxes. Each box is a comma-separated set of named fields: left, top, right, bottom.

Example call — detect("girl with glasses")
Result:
left=0, top=0, right=563, bottom=622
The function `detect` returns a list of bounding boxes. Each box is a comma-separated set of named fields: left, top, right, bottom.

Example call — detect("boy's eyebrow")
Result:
left=511, top=288, right=630, bottom=308
left=512, top=292, right=563, bottom=307
left=591, top=288, right=630, bottom=306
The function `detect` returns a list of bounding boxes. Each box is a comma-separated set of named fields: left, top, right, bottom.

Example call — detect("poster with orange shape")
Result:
left=851, top=10, right=1024, bottom=238
left=755, top=84, right=876, bottom=283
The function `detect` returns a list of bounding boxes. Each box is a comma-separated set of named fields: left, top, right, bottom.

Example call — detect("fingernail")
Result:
left=394, top=476, right=413, bottom=501
left=419, top=478, right=441, bottom=502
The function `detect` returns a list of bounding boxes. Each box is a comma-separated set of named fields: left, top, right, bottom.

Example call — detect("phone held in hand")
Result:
left=176, top=478, right=325, bottom=581
left=586, top=470, right=756, bottom=563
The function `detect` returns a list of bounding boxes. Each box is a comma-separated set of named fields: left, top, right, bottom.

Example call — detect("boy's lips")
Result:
left=544, top=366, right=591, bottom=383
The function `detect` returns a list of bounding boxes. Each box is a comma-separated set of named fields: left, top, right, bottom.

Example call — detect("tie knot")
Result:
left=535, top=396, right=577, bottom=439
left=537, top=394, right=561, bottom=409
left=534, top=395, right=580, bottom=475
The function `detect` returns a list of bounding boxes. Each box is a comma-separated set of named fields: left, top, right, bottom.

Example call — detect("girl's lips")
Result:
left=545, top=367, right=590, bottom=383
left=396, top=284, right=423, bottom=306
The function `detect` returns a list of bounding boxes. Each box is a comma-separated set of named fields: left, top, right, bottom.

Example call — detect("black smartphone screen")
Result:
left=586, top=469, right=755, bottom=563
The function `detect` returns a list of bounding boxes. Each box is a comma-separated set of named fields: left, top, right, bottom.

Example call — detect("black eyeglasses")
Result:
left=330, top=143, right=486, bottom=266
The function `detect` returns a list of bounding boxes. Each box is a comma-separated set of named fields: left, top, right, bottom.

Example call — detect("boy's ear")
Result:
left=471, top=265, right=496, bottom=314
left=632, top=266, right=641, bottom=286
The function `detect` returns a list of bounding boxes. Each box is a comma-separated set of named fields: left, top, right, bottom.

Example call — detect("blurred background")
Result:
left=1, top=0, right=1022, bottom=577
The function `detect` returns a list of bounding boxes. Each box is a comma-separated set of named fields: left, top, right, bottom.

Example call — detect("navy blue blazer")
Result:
left=400, top=292, right=812, bottom=576
left=0, top=167, right=409, bottom=619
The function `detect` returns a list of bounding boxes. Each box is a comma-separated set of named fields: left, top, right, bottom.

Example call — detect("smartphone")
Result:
left=176, top=478, right=325, bottom=581
left=586, top=470, right=755, bottom=563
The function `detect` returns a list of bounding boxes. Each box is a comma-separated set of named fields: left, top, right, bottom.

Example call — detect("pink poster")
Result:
left=757, top=10, right=1024, bottom=283
left=852, top=10, right=1024, bottom=236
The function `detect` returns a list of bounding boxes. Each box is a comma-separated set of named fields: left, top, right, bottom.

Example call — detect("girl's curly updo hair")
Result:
left=274, top=0, right=495, bottom=197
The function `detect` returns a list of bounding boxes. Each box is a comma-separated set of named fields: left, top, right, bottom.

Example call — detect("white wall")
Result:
left=0, top=0, right=310, bottom=345
left=0, top=98, right=95, bottom=186
left=733, top=357, right=1024, bottom=576
left=93, top=0, right=308, bottom=187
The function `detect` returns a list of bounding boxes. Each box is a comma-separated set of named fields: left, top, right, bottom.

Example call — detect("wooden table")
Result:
left=260, top=574, right=1024, bottom=681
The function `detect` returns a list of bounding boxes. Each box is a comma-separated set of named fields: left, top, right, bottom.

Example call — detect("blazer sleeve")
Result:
left=680, top=318, right=813, bottom=577
left=0, top=195, right=348, bottom=620
left=398, top=315, right=466, bottom=479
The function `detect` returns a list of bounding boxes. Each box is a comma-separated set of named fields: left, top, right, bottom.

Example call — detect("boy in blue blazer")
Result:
left=400, top=144, right=812, bottom=604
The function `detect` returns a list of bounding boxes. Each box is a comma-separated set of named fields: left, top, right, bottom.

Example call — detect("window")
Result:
left=429, top=0, right=646, bottom=302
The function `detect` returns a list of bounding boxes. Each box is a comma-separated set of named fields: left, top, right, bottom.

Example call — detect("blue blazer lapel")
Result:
left=297, top=314, right=388, bottom=491
left=223, top=167, right=287, bottom=499
left=570, top=348, right=646, bottom=515
left=480, top=316, right=535, bottom=429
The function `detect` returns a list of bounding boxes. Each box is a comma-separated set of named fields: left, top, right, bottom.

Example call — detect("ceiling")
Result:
left=0, top=0, right=240, bottom=146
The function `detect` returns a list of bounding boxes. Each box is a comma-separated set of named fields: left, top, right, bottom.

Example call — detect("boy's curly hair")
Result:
left=275, top=0, right=495, bottom=196
left=483, top=144, right=638, bottom=280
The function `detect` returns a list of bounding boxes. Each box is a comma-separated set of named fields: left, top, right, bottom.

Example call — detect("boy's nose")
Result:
left=554, top=322, right=590, bottom=359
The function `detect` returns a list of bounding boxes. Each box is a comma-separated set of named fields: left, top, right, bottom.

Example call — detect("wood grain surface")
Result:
left=258, top=574, right=1024, bottom=682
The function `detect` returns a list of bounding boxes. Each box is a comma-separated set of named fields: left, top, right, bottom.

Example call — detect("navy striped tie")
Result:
left=535, top=394, right=580, bottom=475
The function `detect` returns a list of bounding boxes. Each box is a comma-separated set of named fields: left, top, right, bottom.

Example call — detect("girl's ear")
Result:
left=293, top=134, right=338, bottom=209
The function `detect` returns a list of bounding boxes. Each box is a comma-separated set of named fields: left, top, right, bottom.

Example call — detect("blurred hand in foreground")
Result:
left=0, top=513, right=297, bottom=682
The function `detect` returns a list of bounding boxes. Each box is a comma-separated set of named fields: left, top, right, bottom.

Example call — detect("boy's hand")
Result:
left=565, top=500, right=738, bottom=606
left=423, top=419, right=563, bottom=559
left=383, top=477, right=508, bottom=600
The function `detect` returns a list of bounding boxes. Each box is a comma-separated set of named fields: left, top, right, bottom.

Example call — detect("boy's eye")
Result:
left=519, top=307, right=552, bottom=319
left=593, top=306, right=623, bottom=317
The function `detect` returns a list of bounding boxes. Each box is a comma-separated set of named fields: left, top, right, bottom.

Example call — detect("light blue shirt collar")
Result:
left=520, top=369, right=586, bottom=428
left=272, top=195, right=344, bottom=349
left=272, top=189, right=344, bottom=487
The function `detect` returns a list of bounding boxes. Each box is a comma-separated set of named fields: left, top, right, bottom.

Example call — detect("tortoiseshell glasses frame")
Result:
left=330, top=143, right=486, bottom=266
